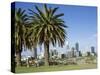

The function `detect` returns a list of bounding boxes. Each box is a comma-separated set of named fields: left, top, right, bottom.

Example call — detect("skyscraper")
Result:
left=71, top=47, right=75, bottom=57
left=75, top=42, right=79, bottom=52
left=79, top=51, right=82, bottom=56
left=91, top=46, right=95, bottom=53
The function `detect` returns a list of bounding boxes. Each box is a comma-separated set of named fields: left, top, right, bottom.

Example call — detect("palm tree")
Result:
left=15, top=8, right=28, bottom=66
left=28, top=4, right=67, bottom=66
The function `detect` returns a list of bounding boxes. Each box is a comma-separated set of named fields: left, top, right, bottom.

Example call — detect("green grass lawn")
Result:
left=16, top=64, right=97, bottom=73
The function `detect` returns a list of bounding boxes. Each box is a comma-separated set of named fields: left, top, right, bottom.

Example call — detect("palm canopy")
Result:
left=24, top=26, right=35, bottom=49
left=15, top=8, right=28, bottom=24
left=28, top=4, right=67, bottom=47
left=15, top=8, right=29, bottom=52
left=15, top=8, right=36, bottom=51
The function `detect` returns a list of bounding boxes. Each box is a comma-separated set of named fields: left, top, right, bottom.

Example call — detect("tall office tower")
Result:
left=75, top=42, right=79, bottom=52
left=91, top=46, right=95, bottom=53
left=71, top=47, right=75, bottom=57
left=66, top=41, right=70, bottom=51
left=79, top=51, right=82, bottom=56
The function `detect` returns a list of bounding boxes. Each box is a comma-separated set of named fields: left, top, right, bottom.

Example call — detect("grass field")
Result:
left=16, top=64, right=97, bottom=73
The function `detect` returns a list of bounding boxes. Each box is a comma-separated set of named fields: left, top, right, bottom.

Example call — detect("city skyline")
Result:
left=15, top=2, right=97, bottom=56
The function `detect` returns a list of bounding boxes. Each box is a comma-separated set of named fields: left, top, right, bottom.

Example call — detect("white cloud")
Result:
left=88, top=33, right=97, bottom=40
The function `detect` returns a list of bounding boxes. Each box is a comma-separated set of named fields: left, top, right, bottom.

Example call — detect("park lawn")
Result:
left=16, top=64, right=97, bottom=73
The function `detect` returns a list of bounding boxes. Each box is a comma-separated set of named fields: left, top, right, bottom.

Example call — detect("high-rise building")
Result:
left=79, top=51, right=82, bottom=56
left=71, top=47, right=75, bottom=57
left=75, top=42, right=79, bottom=52
left=66, top=41, right=70, bottom=50
left=91, top=46, right=95, bottom=53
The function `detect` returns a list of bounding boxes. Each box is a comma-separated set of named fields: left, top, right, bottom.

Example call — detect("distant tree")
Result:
left=87, top=52, right=91, bottom=56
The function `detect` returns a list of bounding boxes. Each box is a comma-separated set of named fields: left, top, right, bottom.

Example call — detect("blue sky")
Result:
left=14, top=2, right=97, bottom=56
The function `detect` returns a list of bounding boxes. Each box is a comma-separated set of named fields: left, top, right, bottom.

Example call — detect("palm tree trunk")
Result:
left=16, top=39, right=22, bottom=66
left=26, top=58, right=29, bottom=68
left=44, top=42, right=49, bottom=66
left=34, top=47, right=37, bottom=59
left=16, top=52, right=21, bottom=66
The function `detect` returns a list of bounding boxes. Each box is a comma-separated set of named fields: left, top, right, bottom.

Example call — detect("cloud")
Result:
left=88, top=33, right=97, bottom=40
left=93, top=33, right=97, bottom=38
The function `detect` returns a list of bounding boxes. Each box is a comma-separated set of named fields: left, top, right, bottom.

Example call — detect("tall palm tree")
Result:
left=15, top=8, right=28, bottom=66
left=28, top=4, right=67, bottom=66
